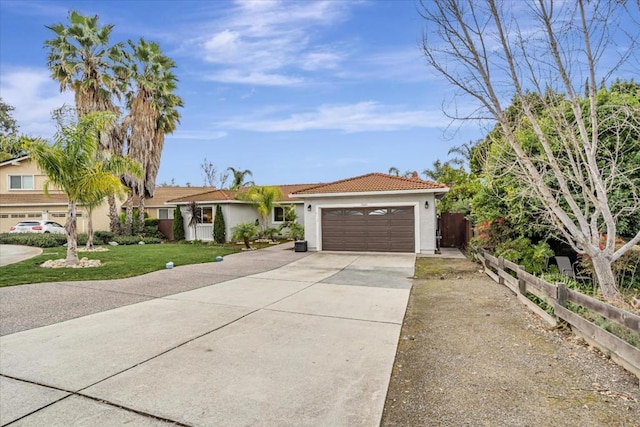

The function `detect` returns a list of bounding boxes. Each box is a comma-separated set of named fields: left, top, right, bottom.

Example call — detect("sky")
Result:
left=1, top=0, right=637, bottom=188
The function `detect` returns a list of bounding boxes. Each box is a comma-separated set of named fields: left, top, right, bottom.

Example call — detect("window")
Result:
left=52, top=213, right=66, bottom=218
left=273, top=206, right=285, bottom=222
left=158, top=208, right=173, bottom=220
left=9, top=175, right=34, bottom=190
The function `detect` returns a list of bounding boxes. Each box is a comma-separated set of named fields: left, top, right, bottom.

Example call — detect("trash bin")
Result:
left=294, top=240, right=308, bottom=252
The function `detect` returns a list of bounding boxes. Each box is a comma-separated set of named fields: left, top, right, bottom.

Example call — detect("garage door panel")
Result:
left=321, top=206, right=415, bottom=253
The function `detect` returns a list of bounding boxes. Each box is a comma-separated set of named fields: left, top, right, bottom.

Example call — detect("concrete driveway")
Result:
left=0, top=250, right=414, bottom=426
left=0, top=245, right=42, bottom=267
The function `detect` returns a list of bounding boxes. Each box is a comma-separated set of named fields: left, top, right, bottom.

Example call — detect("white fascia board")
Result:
left=293, top=188, right=449, bottom=198
left=0, top=155, right=30, bottom=167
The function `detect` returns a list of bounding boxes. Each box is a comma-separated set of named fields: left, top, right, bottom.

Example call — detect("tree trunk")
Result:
left=108, top=194, right=120, bottom=234
left=243, top=236, right=250, bottom=249
left=65, top=201, right=80, bottom=265
left=86, top=207, right=94, bottom=249
left=590, top=254, right=620, bottom=300
left=137, top=194, right=145, bottom=235
left=124, top=196, right=134, bottom=236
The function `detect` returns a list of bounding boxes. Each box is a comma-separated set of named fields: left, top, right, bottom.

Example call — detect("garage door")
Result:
left=321, top=206, right=415, bottom=252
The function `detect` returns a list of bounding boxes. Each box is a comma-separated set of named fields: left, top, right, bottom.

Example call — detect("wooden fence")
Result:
left=479, top=250, right=640, bottom=380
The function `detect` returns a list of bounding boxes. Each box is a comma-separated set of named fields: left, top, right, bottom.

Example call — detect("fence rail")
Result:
left=479, top=250, right=640, bottom=380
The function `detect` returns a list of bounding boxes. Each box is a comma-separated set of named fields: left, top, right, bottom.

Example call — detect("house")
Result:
left=172, top=173, right=449, bottom=254
left=0, top=155, right=207, bottom=234
left=168, top=184, right=317, bottom=241
left=0, top=156, right=112, bottom=233
left=291, top=173, right=449, bottom=254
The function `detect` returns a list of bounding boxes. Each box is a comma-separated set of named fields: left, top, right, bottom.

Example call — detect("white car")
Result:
left=9, top=220, right=66, bottom=234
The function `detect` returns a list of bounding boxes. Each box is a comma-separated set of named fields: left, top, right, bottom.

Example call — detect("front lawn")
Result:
left=0, top=243, right=240, bottom=287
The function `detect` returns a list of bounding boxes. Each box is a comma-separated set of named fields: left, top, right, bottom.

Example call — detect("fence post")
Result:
left=517, top=265, right=527, bottom=295
left=481, top=250, right=487, bottom=272
left=557, top=283, right=568, bottom=308
left=498, top=257, right=505, bottom=285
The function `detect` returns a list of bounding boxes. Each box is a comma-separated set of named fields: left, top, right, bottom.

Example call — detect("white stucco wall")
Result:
left=182, top=202, right=306, bottom=242
left=301, top=193, right=439, bottom=254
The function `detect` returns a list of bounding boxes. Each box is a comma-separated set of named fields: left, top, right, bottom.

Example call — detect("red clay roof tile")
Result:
left=291, top=173, right=448, bottom=195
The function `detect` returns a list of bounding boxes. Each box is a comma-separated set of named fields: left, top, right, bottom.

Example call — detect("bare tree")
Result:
left=420, top=0, right=640, bottom=299
left=201, top=157, right=217, bottom=187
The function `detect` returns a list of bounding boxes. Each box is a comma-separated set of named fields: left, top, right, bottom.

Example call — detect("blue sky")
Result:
left=0, top=0, right=485, bottom=186
left=2, top=1, right=636, bottom=188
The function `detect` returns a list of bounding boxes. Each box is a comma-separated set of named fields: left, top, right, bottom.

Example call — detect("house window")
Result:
left=195, top=207, right=213, bottom=223
left=273, top=206, right=285, bottom=222
left=9, top=175, right=34, bottom=190
left=158, top=208, right=173, bottom=220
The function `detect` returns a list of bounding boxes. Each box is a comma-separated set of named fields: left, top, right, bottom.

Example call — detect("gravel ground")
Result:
left=381, top=258, right=639, bottom=427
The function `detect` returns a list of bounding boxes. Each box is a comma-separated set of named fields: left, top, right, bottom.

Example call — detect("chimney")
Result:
left=411, top=171, right=419, bottom=179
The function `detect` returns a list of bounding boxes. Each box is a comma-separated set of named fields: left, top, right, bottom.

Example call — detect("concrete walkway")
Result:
left=0, top=244, right=414, bottom=426
left=0, top=245, right=42, bottom=267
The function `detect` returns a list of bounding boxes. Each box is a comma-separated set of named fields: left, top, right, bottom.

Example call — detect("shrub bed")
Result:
left=0, top=233, right=161, bottom=247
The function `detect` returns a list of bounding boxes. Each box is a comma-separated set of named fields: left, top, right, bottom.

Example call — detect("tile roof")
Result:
left=291, top=173, right=448, bottom=195
left=168, top=184, right=321, bottom=204
left=0, top=192, right=69, bottom=205
left=133, top=187, right=211, bottom=206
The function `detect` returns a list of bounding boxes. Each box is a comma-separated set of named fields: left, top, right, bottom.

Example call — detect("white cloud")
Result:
left=217, top=101, right=450, bottom=133
left=168, top=130, right=227, bottom=141
left=0, top=67, right=73, bottom=138
left=189, top=0, right=356, bottom=85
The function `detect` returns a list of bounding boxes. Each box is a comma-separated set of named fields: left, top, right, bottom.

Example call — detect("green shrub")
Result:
left=112, top=236, right=162, bottom=245
left=144, top=218, right=160, bottom=227
left=173, top=207, right=185, bottom=241
left=495, top=237, right=553, bottom=275
left=94, top=230, right=115, bottom=244
left=213, top=205, right=226, bottom=243
left=231, top=222, right=258, bottom=249
left=0, top=233, right=65, bottom=247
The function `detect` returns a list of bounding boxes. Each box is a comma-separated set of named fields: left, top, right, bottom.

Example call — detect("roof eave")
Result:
left=291, top=188, right=450, bottom=198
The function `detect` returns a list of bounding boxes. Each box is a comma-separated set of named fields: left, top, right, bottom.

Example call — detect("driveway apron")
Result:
left=0, top=251, right=413, bottom=426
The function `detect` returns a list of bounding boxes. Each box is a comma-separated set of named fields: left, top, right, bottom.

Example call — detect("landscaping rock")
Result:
left=108, top=241, right=118, bottom=246
left=40, top=258, right=102, bottom=269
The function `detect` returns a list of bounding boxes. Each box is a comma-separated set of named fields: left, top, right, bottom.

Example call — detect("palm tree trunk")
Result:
left=65, top=201, right=80, bottom=265
left=124, top=196, right=134, bottom=236
left=86, top=206, right=94, bottom=249
left=137, top=194, right=146, bottom=234
left=108, top=194, right=121, bottom=234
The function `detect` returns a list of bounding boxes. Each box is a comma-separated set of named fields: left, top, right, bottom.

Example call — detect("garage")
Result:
left=321, top=206, right=414, bottom=252
left=291, top=172, right=449, bottom=254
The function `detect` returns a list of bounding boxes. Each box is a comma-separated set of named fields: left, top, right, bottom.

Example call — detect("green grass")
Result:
left=0, top=243, right=241, bottom=287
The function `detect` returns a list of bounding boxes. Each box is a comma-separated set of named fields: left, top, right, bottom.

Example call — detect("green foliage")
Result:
left=0, top=233, right=66, bottom=248
left=235, top=185, right=283, bottom=230
left=118, top=208, right=148, bottom=235
left=495, top=238, right=554, bottom=275
left=172, top=206, right=185, bottom=241
left=285, top=222, right=305, bottom=241
left=93, top=230, right=115, bottom=244
left=144, top=218, right=159, bottom=227
left=213, top=205, right=226, bottom=243
left=231, top=222, right=258, bottom=249
left=111, top=236, right=162, bottom=245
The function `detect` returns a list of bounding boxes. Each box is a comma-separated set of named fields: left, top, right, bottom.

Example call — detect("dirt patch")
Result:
left=381, top=257, right=639, bottom=427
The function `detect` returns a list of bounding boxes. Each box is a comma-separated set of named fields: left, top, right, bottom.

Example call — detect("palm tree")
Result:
left=447, top=140, right=477, bottom=167
left=227, top=167, right=254, bottom=190
left=388, top=166, right=400, bottom=176
left=45, top=11, right=126, bottom=233
left=235, top=186, right=283, bottom=231
left=119, top=38, right=182, bottom=234
left=423, top=159, right=451, bottom=181
left=27, top=111, right=141, bottom=264
left=232, top=222, right=258, bottom=249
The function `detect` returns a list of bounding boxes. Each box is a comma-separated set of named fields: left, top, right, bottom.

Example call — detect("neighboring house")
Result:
left=0, top=156, right=208, bottom=235
left=291, top=173, right=449, bottom=254
left=0, top=156, right=111, bottom=233
left=168, top=184, right=316, bottom=241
